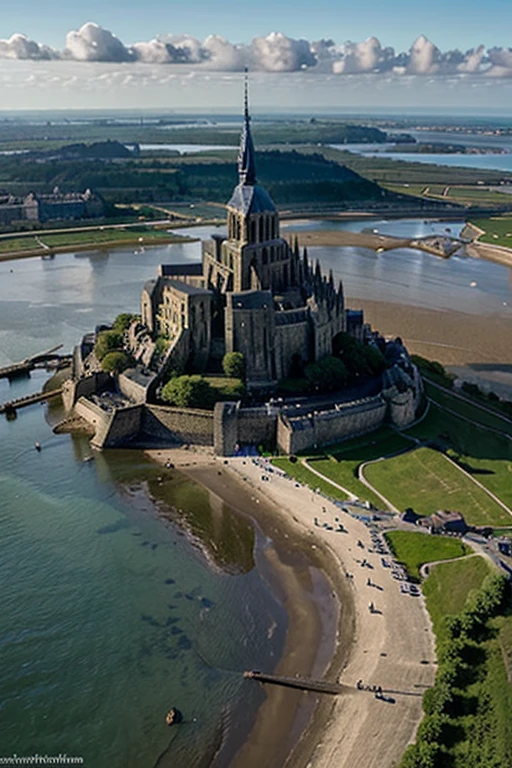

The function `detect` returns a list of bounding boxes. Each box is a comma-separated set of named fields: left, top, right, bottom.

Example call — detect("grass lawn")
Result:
left=446, top=451, right=512, bottom=510
left=40, top=228, right=185, bottom=248
left=0, top=236, right=40, bottom=253
left=470, top=215, right=512, bottom=247
left=384, top=530, right=471, bottom=580
left=308, top=430, right=412, bottom=508
left=271, top=457, right=348, bottom=501
left=423, top=380, right=512, bottom=437
left=365, top=447, right=511, bottom=526
left=423, top=556, right=495, bottom=639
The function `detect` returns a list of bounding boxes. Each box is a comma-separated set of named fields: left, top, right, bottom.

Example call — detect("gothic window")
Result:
left=250, top=219, right=256, bottom=242
left=259, top=217, right=264, bottom=243
left=262, top=248, right=268, bottom=265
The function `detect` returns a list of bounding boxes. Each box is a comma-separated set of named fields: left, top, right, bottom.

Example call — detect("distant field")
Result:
left=423, top=556, right=495, bottom=639
left=470, top=215, right=512, bottom=247
left=384, top=182, right=512, bottom=207
left=384, top=530, right=471, bottom=579
left=40, top=228, right=184, bottom=248
left=365, top=446, right=511, bottom=526
left=0, top=236, right=40, bottom=253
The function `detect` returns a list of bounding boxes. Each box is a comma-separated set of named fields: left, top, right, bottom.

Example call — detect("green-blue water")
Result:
left=0, top=369, right=290, bottom=767
left=1, top=220, right=511, bottom=766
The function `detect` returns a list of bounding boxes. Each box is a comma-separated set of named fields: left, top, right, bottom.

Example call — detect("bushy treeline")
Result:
left=401, top=573, right=509, bottom=768
left=0, top=150, right=388, bottom=206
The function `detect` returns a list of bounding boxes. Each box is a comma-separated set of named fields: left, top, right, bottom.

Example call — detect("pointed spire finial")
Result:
left=238, top=67, right=256, bottom=186
left=244, top=66, right=249, bottom=121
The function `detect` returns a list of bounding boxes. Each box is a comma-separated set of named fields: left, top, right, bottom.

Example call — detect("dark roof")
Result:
left=275, top=309, right=308, bottom=326
left=142, top=278, right=158, bottom=297
left=166, top=280, right=211, bottom=296
left=159, top=262, right=202, bottom=277
left=227, top=183, right=276, bottom=215
left=230, top=290, right=273, bottom=310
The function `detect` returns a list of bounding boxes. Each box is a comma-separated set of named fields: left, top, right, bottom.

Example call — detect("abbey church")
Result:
left=141, top=82, right=358, bottom=389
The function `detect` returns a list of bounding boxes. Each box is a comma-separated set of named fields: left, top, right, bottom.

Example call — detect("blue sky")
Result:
left=3, top=0, right=512, bottom=51
left=2, top=1, right=512, bottom=111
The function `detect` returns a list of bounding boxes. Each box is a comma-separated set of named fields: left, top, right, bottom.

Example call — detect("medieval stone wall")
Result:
left=274, top=320, right=310, bottom=380
left=276, top=396, right=388, bottom=455
left=142, top=405, right=214, bottom=446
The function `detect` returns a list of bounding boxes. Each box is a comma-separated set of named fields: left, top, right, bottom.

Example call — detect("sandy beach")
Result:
left=146, top=447, right=436, bottom=768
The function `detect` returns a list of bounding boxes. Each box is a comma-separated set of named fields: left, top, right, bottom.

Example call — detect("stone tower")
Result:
left=221, top=74, right=293, bottom=294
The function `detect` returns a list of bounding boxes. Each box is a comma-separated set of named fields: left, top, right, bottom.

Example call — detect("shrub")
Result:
left=161, top=375, right=215, bottom=409
left=101, top=351, right=131, bottom=374
left=112, top=313, right=138, bottom=332
left=222, top=352, right=245, bottom=379
left=423, top=682, right=454, bottom=716
left=94, top=330, right=124, bottom=360
left=417, top=714, right=447, bottom=744
left=305, top=355, right=348, bottom=392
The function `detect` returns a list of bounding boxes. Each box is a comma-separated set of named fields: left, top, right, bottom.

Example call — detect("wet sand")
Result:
left=146, top=448, right=436, bottom=768
left=146, top=448, right=353, bottom=768
left=349, top=296, right=512, bottom=368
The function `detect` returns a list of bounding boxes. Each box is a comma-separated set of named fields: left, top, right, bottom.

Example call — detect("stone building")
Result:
left=0, top=188, right=104, bottom=226
left=142, top=82, right=351, bottom=389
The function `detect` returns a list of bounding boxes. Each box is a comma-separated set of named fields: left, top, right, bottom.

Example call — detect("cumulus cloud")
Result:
left=2, top=23, right=512, bottom=78
left=0, top=33, right=55, bottom=60
left=332, top=37, right=395, bottom=74
left=64, top=22, right=132, bottom=62
left=250, top=32, right=316, bottom=71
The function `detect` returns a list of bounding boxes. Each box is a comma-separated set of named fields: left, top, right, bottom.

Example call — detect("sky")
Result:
left=2, top=1, right=512, bottom=112
left=2, top=0, right=512, bottom=51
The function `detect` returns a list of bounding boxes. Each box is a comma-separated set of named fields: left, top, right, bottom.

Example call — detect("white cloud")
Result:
left=250, top=32, right=316, bottom=72
left=64, top=22, right=133, bottom=63
left=0, top=33, right=55, bottom=60
left=1, top=23, right=512, bottom=79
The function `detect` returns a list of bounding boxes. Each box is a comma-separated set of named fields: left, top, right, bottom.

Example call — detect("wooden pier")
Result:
left=243, top=670, right=349, bottom=696
left=0, top=388, right=62, bottom=415
left=0, top=345, right=64, bottom=380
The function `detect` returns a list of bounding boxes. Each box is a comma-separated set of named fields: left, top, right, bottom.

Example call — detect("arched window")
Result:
left=259, top=217, right=264, bottom=243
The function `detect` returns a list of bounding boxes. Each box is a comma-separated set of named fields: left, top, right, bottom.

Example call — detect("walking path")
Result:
left=302, top=458, right=357, bottom=501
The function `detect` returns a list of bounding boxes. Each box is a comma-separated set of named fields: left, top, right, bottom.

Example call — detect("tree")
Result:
left=112, top=313, right=138, bottom=332
left=305, top=356, right=348, bottom=392
left=222, top=352, right=246, bottom=379
left=94, top=330, right=124, bottom=361
left=161, top=375, right=215, bottom=409
left=101, top=351, right=131, bottom=374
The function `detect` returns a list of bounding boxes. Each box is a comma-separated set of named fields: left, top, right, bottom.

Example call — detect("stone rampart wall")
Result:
left=237, top=407, right=277, bottom=448
left=277, top=396, right=387, bottom=455
left=142, top=405, right=214, bottom=446
left=102, top=405, right=143, bottom=447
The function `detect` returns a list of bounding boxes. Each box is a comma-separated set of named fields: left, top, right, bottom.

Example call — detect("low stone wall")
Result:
left=62, top=372, right=111, bottom=411
left=277, top=396, right=387, bottom=455
left=142, top=405, right=214, bottom=446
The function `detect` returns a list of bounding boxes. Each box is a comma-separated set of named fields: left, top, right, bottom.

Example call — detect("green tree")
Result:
left=161, top=375, right=215, bottom=409
left=94, top=330, right=124, bottom=361
left=101, top=351, right=131, bottom=374
left=305, top=356, right=348, bottom=392
left=112, top=313, right=138, bottom=332
left=222, top=352, right=246, bottom=379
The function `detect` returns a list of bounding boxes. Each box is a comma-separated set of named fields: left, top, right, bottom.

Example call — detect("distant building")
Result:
left=0, top=188, right=104, bottom=226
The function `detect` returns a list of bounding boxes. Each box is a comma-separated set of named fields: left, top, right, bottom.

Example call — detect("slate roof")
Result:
left=227, top=183, right=276, bottom=215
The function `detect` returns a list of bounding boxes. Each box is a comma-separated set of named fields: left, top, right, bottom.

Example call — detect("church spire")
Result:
left=238, top=69, right=256, bottom=186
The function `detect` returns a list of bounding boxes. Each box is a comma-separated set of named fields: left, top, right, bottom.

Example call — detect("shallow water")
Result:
left=1, top=219, right=511, bottom=766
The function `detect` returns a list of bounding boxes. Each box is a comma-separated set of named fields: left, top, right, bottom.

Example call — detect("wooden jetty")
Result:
left=0, top=388, right=62, bottom=415
left=243, top=670, right=349, bottom=696
left=0, top=345, right=64, bottom=380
